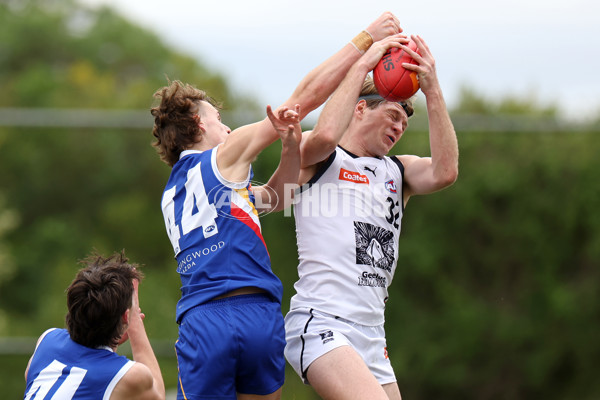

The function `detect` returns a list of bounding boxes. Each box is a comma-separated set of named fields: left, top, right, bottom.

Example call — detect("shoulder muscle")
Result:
left=111, top=363, right=157, bottom=400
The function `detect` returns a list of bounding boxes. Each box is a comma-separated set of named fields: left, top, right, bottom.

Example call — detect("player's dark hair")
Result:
left=151, top=80, right=222, bottom=167
left=65, top=250, right=143, bottom=349
left=360, top=75, right=414, bottom=117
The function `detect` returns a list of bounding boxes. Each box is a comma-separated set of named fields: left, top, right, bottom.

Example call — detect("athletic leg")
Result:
left=382, top=382, right=402, bottom=400
left=306, top=345, right=389, bottom=400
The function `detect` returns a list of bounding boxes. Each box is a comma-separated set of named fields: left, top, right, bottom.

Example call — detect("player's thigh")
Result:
left=176, top=305, right=238, bottom=398
left=306, top=345, right=389, bottom=400
left=235, top=297, right=286, bottom=396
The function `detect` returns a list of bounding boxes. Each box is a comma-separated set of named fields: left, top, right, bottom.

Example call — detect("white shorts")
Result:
left=284, top=308, right=396, bottom=385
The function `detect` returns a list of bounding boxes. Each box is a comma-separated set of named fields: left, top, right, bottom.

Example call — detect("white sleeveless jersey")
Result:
left=290, top=147, right=405, bottom=326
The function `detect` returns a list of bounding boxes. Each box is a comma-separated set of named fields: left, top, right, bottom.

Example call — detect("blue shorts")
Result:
left=175, top=294, right=286, bottom=399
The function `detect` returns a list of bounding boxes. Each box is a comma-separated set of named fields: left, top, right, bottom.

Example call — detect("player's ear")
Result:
left=193, top=114, right=205, bottom=132
left=116, top=309, right=131, bottom=346
left=122, top=308, right=130, bottom=325
left=355, top=100, right=367, bottom=118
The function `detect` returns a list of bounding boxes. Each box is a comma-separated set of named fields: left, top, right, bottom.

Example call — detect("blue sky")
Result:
left=80, top=0, right=600, bottom=122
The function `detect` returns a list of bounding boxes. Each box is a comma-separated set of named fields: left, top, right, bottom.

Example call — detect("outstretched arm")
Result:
left=217, top=13, right=402, bottom=182
left=299, top=34, right=409, bottom=171
left=253, top=105, right=302, bottom=213
left=112, top=280, right=165, bottom=400
left=284, top=12, right=402, bottom=120
left=396, top=35, right=459, bottom=202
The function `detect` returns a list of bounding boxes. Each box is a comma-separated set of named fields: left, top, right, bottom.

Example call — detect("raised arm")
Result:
left=112, top=280, right=165, bottom=400
left=396, top=35, right=459, bottom=201
left=217, top=13, right=402, bottom=182
left=253, top=104, right=302, bottom=213
left=299, top=34, right=409, bottom=171
left=283, top=12, right=402, bottom=120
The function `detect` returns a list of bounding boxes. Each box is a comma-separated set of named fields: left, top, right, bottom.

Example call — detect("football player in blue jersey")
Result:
left=150, top=12, right=404, bottom=400
left=24, top=251, right=165, bottom=400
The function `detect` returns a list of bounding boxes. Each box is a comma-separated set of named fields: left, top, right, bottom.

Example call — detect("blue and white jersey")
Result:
left=161, top=146, right=283, bottom=322
left=24, top=328, right=134, bottom=400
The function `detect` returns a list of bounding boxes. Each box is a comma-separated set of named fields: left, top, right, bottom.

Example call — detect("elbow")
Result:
left=441, top=165, right=459, bottom=187
left=433, top=164, right=458, bottom=189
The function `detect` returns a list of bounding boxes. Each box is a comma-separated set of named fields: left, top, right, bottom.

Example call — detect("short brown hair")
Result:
left=360, top=75, right=414, bottom=117
left=65, top=250, right=143, bottom=348
left=150, top=80, right=221, bottom=167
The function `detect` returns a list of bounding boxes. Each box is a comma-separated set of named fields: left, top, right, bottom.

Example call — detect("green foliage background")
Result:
left=1, top=1, right=599, bottom=399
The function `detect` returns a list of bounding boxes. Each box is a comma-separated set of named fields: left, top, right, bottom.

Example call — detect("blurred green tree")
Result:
left=0, top=0, right=265, bottom=396
left=0, top=0, right=262, bottom=335
left=382, top=96, right=600, bottom=399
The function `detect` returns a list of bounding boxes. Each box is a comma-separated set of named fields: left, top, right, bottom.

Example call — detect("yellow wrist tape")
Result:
left=351, top=30, right=374, bottom=55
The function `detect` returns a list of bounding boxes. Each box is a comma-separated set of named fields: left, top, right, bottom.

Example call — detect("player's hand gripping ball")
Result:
left=373, top=39, right=420, bottom=102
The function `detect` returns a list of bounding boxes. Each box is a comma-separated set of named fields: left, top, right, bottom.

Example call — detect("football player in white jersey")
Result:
left=24, top=251, right=165, bottom=400
left=284, top=35, right=459, bottom=400
left=150, top=13, right=406, bottom=400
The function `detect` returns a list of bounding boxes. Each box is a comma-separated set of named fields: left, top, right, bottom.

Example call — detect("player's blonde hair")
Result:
left=360, top=75, right=414, bottom=117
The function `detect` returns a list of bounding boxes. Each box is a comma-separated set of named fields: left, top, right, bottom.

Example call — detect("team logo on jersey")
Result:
left=319, top=330, right=335, bottom=344
left=338, top=168, right=370, bottom=184
left=177, top=241, right=226, bottom=273
left=364, top=166, right=378, bottom=176
left=204, top=224, right=216, bottom=234
left=385, top=180, right=397, bottom=193
left=357, top=271, right=387, bottom=287
left=354, top=221, right=394, bottom=272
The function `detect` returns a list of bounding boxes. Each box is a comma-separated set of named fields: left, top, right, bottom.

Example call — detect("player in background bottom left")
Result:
left=23, top=251, right=165, bottom=400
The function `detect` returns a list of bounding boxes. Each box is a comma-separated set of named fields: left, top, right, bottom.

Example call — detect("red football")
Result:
left=373, top=39, right=420, bottom=102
